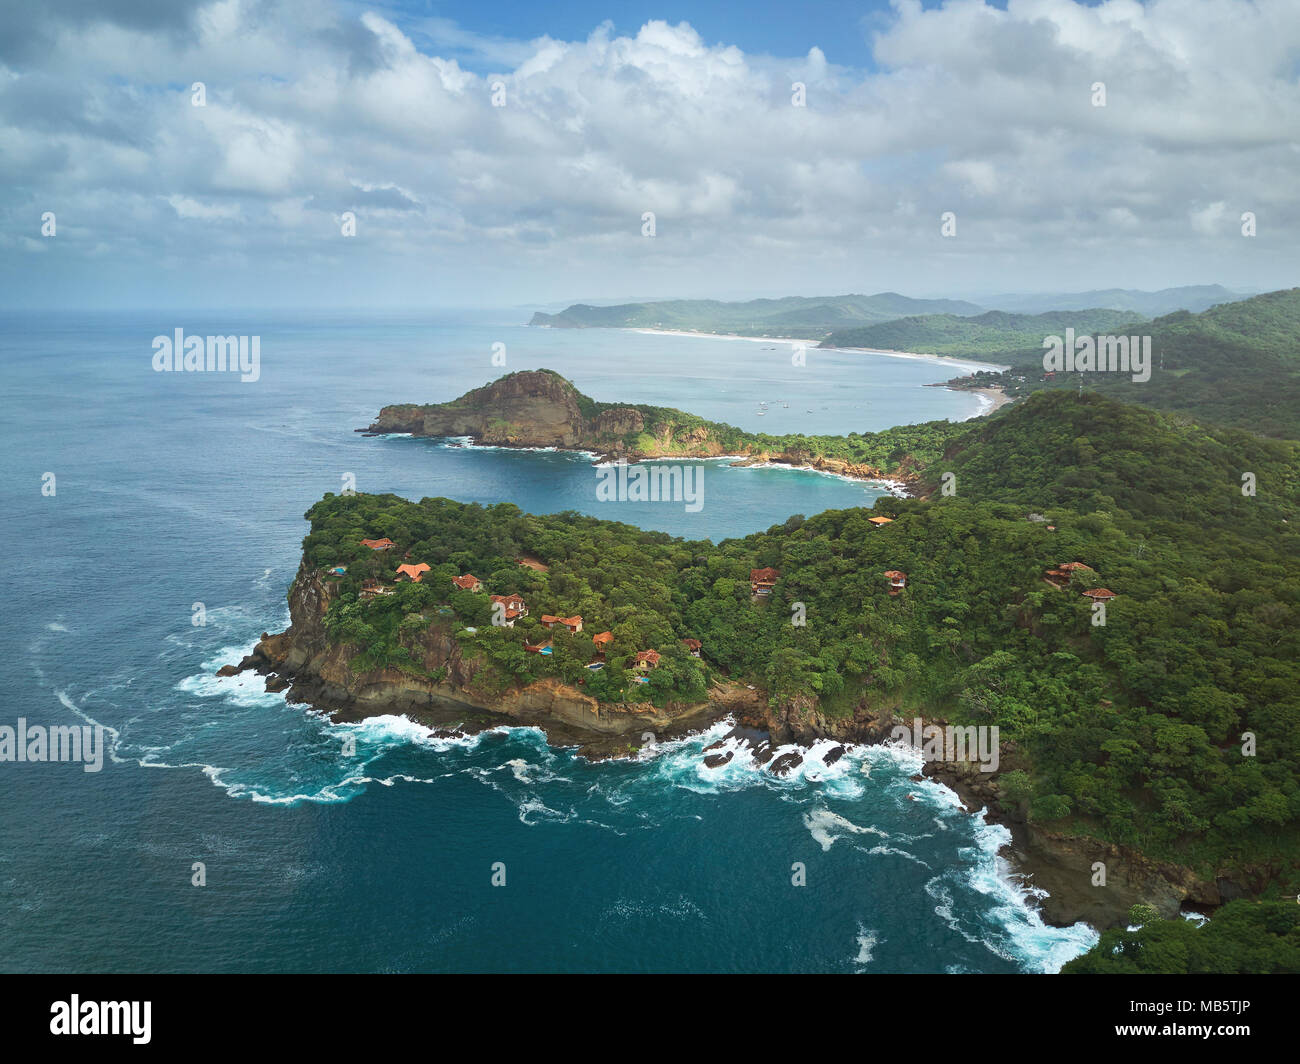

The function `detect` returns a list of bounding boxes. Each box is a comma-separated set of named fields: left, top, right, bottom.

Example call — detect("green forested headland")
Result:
left=303, top=390, right=1300, bottom=892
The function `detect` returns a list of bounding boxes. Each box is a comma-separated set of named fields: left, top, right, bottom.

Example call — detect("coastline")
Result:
left=621, top=325, right=1008, bottom=374
left=365, top=430, right=923, bottom=493
left=235, top=631, right=1139, bottom=937
left=970, top=385, right=1012, bottom=415
left=229, top=515, right=1226, bottom=941
left=617, top=325, right=1010, bottom=411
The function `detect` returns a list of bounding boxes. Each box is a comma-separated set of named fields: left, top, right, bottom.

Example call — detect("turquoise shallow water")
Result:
left=0, top=310, right=1095, bottom=972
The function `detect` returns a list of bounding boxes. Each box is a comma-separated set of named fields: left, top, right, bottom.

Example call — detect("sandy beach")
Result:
left=623, top=326, right=1010, bottom=416
left=625, top=326, right=1006, bottom=372
left=970, top=386, right=1012, bottom=414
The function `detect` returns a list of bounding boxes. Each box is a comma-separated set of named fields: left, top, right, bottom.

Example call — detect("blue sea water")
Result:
left=0, top=310, right=1096, bottom=973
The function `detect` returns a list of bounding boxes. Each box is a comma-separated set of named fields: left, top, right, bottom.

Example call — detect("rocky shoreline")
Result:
left=357, top=368, right=924, bottom=495
left=359, top=428, right=922, bottom=495
left=221, top=566, right=1224, bottom=932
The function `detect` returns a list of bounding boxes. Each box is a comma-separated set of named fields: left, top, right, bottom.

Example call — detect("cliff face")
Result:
left=245, top=561, right=715, bottom=743
left=365, top=370, right=689, bottom=454
left=366, top=370, right=588, bottom=446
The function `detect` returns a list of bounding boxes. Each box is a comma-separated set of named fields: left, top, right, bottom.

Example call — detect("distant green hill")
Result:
left=984, top=284, right=1245, bottom=317
left=943, top=288, right=1300, bottom=438
left=821, top=308, right=1146, bottom=357
left=528, top=292, right=984, bottom=338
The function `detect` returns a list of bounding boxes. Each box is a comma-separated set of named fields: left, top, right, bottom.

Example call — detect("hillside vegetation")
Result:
left=310, top=390, right=1300, bottom=889
left=944, top=288, right=1300, bottom=438
left=821, top=307, right=1145, bottom=356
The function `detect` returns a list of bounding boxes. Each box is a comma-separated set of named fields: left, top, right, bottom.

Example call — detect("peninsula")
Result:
left=236, top=381, right=1300, bottom=937
left=361, top=368, right=961, bottom=488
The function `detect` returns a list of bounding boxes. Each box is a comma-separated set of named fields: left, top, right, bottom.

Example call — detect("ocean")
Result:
left=0, top=309, right=1097, bottom=972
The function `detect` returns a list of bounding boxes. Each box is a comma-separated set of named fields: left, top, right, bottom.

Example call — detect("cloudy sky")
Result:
left=2, top=0, right=1297, bottom=310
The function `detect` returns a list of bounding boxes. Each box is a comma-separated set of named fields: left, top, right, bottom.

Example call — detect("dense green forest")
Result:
left=301, top=390, right=1300, bottom=890
left=944, top=288, right=1300, bottom=438
left=1063, top=901, right=1300, bottom=973
left=821, top=307, right=1145, bottom=356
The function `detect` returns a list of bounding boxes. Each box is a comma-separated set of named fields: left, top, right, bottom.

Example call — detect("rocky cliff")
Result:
left=238, top=561, right=720, bottom=756
left=235, top=558, right=1223, bottom=930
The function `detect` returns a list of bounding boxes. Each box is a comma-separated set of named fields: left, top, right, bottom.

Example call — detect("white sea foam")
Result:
left=54, top=690, right=124, bottom=763
left=851, top=925, right=880, bottom=969
left=803, top=806, right=889, bottom=852
left=437, top=436, right=602, bottom=461
left=922, top=816, right=1099, bottom=973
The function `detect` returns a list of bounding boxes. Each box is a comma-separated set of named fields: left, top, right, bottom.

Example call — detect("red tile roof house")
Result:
left=681, top=638, right=702, bottom=657
left=360, top=538, right=396, bottom=551
left=634, top=649, right=661, bottom=670
left=1082, top=588, right=1117, bottom=601
left=592, top=631, right=614, bottom=648
left=395, top=563, right=431, bottom=583
left=868, top=516, right=894, bottom=527
left=490, top=593, right=528, bottom=617
left=884, top=570, right=908, bottom=595
left=1045, top=561, right=1095, bottom=589
left=489, top=594, right=527, bottom=626
left=450, top=574, right=483, bottom=592
left=750, top=567, right=780, bottom=596
left=540, top=614, right=583, bottom=633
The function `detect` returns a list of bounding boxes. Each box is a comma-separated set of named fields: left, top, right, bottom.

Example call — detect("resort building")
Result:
left=360, top=538, right=396, bottom=551
left=490, top=593, right=528, bottom=620
left=395, top=563, right=431, bottom=583
left=451, top=574, right=483, bottom=592
left=634, top=649, right=661, bottom=670
left=750, top=567, right=780, bottom=596
left=1044, top=562, right=1095, bottom=589
left=884, top=570, right=908, bottom=594
left=868, top=516, right=893, bottom=527
left=681, top=638, right=702, bottom=658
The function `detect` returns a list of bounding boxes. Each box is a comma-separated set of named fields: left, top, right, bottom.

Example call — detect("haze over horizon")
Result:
left=2, top=0, right=1298, bottom=310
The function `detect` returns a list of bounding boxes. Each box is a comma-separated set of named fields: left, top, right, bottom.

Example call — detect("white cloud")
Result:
left=0, top=0, right=1296, bottom=306
left=167, top=194, right=243, bottom=220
